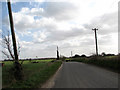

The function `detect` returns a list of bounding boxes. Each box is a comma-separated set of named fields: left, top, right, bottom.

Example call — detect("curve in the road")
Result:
left=53, top=62, right=118, bottom=88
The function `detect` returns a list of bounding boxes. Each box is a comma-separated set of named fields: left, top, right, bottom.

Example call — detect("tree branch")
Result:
left=2, top=51, right=10, bottom=59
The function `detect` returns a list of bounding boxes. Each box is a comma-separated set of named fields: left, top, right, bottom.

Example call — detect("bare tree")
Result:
left=1, top=30, right=20, bottom=61
left=1, top=0, right=24, bottom=81
left=1, top=30, right=24, bottom=80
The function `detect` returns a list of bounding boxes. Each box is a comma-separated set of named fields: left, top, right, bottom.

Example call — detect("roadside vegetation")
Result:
left=2, top=59, right=62, bottom=88
left=70, top=55, right=119, bottom=73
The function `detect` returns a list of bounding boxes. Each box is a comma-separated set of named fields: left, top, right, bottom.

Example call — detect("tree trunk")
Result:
left=14, top=61, right=24, bottom=80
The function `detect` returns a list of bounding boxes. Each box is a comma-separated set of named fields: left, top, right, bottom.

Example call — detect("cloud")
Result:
left=0, top=29, right=2, bottom=33
left=13, top=2, right=79, bottom=21
left=42, top=2, right=79, bottom=20
left=46, top=27, right=85, bottom=41
left=19, top=7, right=44, bottom=16
left=83, top=11, right=118, bottom=35
left=1, top=1, right=118, bottom=59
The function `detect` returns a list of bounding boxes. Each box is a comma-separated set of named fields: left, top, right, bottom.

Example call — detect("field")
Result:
left=2, top=59, right=62, bottom=88
left=0, top=67, right=1, bottom=89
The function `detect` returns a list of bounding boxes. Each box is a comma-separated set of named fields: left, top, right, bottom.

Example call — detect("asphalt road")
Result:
left=53, top=62, right=118, bottom=88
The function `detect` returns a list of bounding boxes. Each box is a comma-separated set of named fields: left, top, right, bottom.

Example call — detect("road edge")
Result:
left=41, top=62, right=63, bottom=88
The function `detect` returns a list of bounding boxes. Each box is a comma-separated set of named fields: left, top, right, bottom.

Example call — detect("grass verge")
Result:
left=71, top=56, right=119, bottom=73
left=2, top=60, right=62, bottom=88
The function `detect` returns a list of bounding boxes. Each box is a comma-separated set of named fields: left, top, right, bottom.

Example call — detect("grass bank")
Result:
left=2, top=60, right=62, bottom=88
left=71, top=56, right=119, bottom=72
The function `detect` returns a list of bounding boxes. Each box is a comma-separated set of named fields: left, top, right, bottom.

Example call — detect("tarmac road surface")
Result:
left=53, top=62, right=118, bottom=88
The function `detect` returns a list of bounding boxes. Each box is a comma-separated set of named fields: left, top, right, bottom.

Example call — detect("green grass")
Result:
left=0, top=67, right=2, bottom=89
left=2, top=60, right=62, bottom=88
left=35, top=59, right=53, bottom=63
left=2, top=61, right=15, bottom=88
left=65, top=58, right=71, bottom=61
left=19, top=59, right=53, bottom=64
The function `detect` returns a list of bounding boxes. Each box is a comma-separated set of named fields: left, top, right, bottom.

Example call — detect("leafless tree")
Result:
left=1, top=30, right=21, bottom=61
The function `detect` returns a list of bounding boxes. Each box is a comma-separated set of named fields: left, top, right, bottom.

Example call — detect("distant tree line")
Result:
left=72, top=54, right=87, bottom=58
left=3, top=58, right=56, bottom=61
left=72, top=52, right=116, bottom=58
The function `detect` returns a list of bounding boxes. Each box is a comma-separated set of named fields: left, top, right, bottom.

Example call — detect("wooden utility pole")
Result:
left=7, top=0, right=19, bottom=62
left=92, top=28, right=98, bottom=56
left=7, top=0, right=23, bottom=80
left=71, top=51, right=72, bottom=57
left=57, top=46, right=59, bottom=60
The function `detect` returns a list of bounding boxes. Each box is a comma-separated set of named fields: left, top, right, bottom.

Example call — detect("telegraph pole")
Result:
left=7, top=0, right=19, bottom=62
left=57, top=46, right=59, bottom=60
left=71, top=51, right=72, bottom=57
left=7, top=0, right=23, bottom=80
left=92, top=28, right=98, bottom=56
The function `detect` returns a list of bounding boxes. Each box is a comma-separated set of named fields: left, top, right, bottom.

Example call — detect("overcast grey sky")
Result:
left=0, top=0, right=119, bottom=59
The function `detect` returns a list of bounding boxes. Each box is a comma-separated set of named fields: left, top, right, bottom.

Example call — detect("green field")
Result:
left=0, top=67, right=2, bottom=89
left=2, top=59, right=62, bottom=88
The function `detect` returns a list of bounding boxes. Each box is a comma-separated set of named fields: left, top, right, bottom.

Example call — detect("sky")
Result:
left=0, top=0, right=119, bottom=59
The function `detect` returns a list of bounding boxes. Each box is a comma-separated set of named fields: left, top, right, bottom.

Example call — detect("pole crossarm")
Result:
left=92, top=28, right=98, bottom=31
